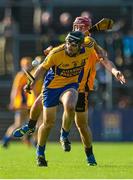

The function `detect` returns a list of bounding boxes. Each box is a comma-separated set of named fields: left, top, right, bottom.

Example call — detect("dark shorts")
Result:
left=42, top=83, right=78, bottom=108
left=75, top=92, right=89, bottom=112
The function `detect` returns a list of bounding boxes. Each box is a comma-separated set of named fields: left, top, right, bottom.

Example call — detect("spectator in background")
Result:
left=118, top=95, right=131, bottom=109
left=80, top=11, right=92, bottom=20
left=1, top=57, right=36, bottom=148
left=41, top=11, right=53, bottom=34
left=0, top=12, right=18, bottom=75
left=60, top=12, right=72, bottom=27
left=58, top=12, right=72, bottom=35
left=41, top=11, right=53, bottom=26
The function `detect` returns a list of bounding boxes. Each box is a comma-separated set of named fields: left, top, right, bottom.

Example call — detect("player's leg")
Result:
left=60, top=88, right=78, bottom=152
left=30, top=111, right=43, bottom=147
left=37, top=87, right=62, bottom=166
left=75, top=111, right=97, bottom=166
left=2, top=109, right=28, bottom=147
left=75, top=110, right=92, bottom=147
left=13, top=94, right=42, bottom=137
left=36, top=107, right=57, bottom=167
left=75, top=92, right=97, bottom=166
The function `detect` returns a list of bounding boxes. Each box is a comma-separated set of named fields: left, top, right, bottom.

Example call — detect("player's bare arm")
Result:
left=91, top=37, right=126, bottom=84
left=24, top=64, right=47, bottom=93
left=100, top=59, right=126, bottom=84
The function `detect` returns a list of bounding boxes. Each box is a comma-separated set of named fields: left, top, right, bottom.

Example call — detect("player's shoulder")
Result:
left=14, top=71, right=25, bottom=81
left=49, top=44, right=65, bottom=55
left=16, top=71, right=25, bottom=77
left=84, top=36, right=95, bottom=48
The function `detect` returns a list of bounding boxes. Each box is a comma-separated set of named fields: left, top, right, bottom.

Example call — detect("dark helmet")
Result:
left=65, top=31, right=84, bottom=45
left=73, top=16, right=92, bottom=27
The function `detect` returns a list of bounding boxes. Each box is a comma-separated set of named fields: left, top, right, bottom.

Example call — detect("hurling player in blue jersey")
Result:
left=23, top=31, right=93, bottom=166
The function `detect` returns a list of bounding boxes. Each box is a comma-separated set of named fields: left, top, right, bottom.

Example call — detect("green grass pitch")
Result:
left=0, top=142, right=133, bottom=179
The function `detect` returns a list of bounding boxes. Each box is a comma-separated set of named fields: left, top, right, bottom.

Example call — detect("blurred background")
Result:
left=0, top=0, right=133, bottom=142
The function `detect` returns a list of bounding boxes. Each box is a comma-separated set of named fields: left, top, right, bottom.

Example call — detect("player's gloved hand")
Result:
left=116, top=71, right=126, bottom=84
left=24, top=80, right=32, bottom=94
left=112, top=68, right=126, bottom=84
left=43, top=46, right=53, bottom=56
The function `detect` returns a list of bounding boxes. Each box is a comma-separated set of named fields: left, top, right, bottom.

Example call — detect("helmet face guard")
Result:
left=65, top=31, right=84, bottom=56
left=65, top=31, right=84, bottom=45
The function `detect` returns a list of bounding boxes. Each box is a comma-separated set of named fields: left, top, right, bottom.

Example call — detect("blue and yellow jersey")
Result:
left=41, top=44, right=95, bottom=88
left=78, top=36, right=100, bottom=92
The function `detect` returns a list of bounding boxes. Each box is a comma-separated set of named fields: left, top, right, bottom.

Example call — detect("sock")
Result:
left=28, top=119, right=37, bottom=129
left=85, top=146, right=97, bottom=164
left=85, top=146, right=93, bottom=158
left=2, top=135, right=11, bottom=145
left=36, top=144, right=46, bottom=157
left=60, top=128, right=69, bottom=140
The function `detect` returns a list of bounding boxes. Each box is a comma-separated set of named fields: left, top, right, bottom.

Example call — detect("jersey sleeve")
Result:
left=41, top=53, right=55, bottom=70
left=87, top=50, right=99, bottom=91
left=91, top=37, right=107, bottom=62
left=92, top=49, right=99, bottom=61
